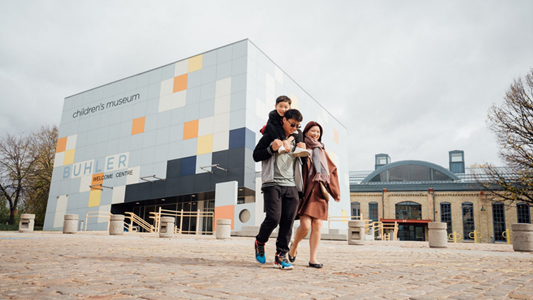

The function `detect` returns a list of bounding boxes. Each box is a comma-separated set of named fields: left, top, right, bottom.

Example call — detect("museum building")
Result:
left=43, top=39, right=350, bottom=232
left=350, top=151, right=532, bottom=242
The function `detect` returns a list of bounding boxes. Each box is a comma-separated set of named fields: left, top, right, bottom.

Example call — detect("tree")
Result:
left=0, top=133, right=37, bottom=224
left=21, top=126, right=58, bottom=226
left=476, top=68, right=533, bottom=206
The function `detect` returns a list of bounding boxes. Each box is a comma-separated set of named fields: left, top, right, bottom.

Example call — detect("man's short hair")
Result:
left=284, top=109, right=303, bottom=122
left=276, top=95, right=292, bottom=106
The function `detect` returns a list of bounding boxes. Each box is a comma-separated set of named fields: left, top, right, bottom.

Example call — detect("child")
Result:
left=260, top=95, right=298, bottom=153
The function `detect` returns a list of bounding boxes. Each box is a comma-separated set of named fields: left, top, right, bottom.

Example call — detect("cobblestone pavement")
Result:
left=1, top=231, right=532, bottom=300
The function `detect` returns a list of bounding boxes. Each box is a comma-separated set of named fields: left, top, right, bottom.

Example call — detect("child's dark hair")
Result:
left=276, top=95, right=292, bottom=105
left=284, top=109, right=303, bottom=122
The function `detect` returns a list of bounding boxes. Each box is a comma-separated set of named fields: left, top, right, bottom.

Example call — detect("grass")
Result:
left=0, top=224, right=43, bottom=231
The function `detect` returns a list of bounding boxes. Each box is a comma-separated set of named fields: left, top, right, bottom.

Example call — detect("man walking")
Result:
left=252, top=109, right=306, bottom=270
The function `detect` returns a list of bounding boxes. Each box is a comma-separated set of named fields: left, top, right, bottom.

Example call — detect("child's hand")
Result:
left=287, top=136, right=295, bottom=143
left=296, top=142, right=306, bottom=149
left=271, top=139, right=283, bottom=151
left=282, top=140, right=291, bottom=152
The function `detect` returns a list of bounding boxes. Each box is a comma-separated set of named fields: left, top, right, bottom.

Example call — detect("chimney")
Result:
left=375, top=153, right=391, bottom=170
left=449, top=150, right=465, bottom=173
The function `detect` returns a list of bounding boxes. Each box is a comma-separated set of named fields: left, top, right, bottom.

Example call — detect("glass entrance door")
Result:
left=398, top=224, right=426, bottom=241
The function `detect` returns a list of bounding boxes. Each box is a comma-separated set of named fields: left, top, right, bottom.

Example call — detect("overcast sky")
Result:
left=1, top=0, right=532, bottom=171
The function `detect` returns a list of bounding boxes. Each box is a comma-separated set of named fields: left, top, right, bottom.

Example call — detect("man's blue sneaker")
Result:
left=274, top=252, right=293, bottom=270
left=255, top=240, right=266, bottom=264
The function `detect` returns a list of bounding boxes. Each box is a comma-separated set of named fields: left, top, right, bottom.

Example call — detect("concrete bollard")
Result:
left=348, top=220, right=365, bottom=245
left=159, top=217, right=175, bottom=238
left=109, top=214, right=125, bottom=235
left=216, top=219, right=232, bottom=239
left=63, top=214, right=78, bottom=234
left=18, top=214, right=35, bottom=233
left=511, top=223, right=533, bottom=252
left=428, top=222, right=448, bottom=248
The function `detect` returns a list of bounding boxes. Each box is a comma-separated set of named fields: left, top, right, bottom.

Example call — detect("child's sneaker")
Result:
left=292, top=147, right=310, bottom=157
left=255, top=240, right=266, bottom=264
left=273, top=252, right=293, bottom=270
left=277, top=145, right=288, bottom=154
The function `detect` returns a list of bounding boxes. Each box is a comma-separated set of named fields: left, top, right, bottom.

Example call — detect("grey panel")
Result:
left=156, top=111, right=171, bottom=129
left=145, top=98, right=159, bottom=115
left=148, top=68, right=162, bottom=84
left=230, top=91, right=246, bottom=112
left=187, top=70, right=202, bottom=89
left=160, top=64, right=175, bottom=81
left=200, top=82, right=216, bottom=102
left=156, top=126, right=170, bottom=146
left=170, top=108, right=186, bottom=126
left=232, top=56, right=247, bottom=76
left=202, top=50, right=217, bottom=68
left=144, top=114, right=157, bottom=132
left=129, top=134, right=144, bottom=151
left=154, top=146, right=169, bottom=163
left=168, top=124, right=184, bottom=143
left=231, top=73, right=247, bottom=94
left=201, top=65, right=217, bottom=84
left=141, top=147, right=156, bottom=165
left=216, top=61, right=232, bottom=80
left=183, top=103, right=200, bottom=122
left=198, top=99, right=214, bottom=119
left=217, top=46, right=232, bottom=63
left=232, top=40, right=248, bottom=59
left=147, top=82, right=161, bottom=100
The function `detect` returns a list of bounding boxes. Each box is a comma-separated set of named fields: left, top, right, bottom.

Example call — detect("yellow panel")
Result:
left=197, top=134, right=213, bottom=155
left=63, top=149, right=75, bottom=165
left=290, top=94, right=299, bottom=109
left=334, top=129, right=339, bottom=144
left=89, top=190, right=102, bottom=207
left=188, top=54, right=203, bottom=73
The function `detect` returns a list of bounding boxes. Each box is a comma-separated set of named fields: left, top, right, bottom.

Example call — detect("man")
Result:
left=252, top=109, right=307, bottom=270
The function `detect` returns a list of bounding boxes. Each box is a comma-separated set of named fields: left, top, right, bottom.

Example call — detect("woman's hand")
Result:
left=334, top=196, right=340, bottom=202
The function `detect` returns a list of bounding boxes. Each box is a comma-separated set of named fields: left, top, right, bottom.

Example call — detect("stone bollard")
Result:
left=348, top=220, right=365, bottom=245
left=511, top=223, right=533, bottom=252
left=428, top=222, right=448, bottom=248
left=18, top=214, right=35, bottom=233
left=159, top=217, right=175, bottom=238
left=109, top=214, right=125, bottom=235
left=63, top=214, right=78, bottom=234
left=216, top=219, right=232, bottom=239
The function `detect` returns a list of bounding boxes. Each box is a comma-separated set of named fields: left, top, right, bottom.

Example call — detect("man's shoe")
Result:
left=274, top=253, right=293, bottom=270
left=292, top=147, right=310, bottom=157
left=255, top=240, right=266, bottom=264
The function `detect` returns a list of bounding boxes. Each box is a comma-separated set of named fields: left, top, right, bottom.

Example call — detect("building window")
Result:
left=395, top=201, right=422, bottom=220
left=492, top=203, right=506, bottom=241
left=517, top=203, right=531, bottom=223
left=440, top=202, right=452, bottom=235
left=237, top=197, right=245, bottom=205
left=369, top=202, right=379, bottom=222
left=351, top=202, right=361, bottom=218
left=462, top=202, right=475, bottom=240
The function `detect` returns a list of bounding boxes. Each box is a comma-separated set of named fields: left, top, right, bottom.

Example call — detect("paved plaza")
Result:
left=1, top=231, right=532, bottom=300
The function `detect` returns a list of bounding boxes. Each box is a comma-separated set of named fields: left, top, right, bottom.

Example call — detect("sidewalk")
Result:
left=1, top=231, right=532, bottom=300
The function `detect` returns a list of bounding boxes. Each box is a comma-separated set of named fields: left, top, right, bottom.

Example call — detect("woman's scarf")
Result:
left=304, top=135, right=330, bottom=184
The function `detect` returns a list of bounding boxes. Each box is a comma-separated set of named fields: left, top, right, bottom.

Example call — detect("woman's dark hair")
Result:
left=303, top=121, right=323, bottom=142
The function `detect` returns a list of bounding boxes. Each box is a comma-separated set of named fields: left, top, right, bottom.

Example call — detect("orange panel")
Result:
left=333, top=129, right=339, bottom=144
left=214, top=205, right=235, bottom=231
left=131, top=117, right=145, bottom=135
left=91, top=173, right=104, bottom=191
left=173, top=74, right=188, bottom=93
left=183, top=120, right=199, bottom=140
left=56, top=137, right=67, bottom=153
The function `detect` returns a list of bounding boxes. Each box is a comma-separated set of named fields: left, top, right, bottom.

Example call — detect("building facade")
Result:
left=350, top=151, right=532, bottom=243
left=44, top=40, right=350, bottom=232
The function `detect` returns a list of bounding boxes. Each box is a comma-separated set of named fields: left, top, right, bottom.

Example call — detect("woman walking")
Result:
left=288, top=121, right=340, bottom=268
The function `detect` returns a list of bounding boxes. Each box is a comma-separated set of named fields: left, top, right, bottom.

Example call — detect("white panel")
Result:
left=215, top=77, right=232, bottom=98
left=79, top=175, right=92, bottom=193
left=98, top=205, right=111, bottom=223
left=171, top=90, right=187, bottom=109
left=322, top=109, right=329, bottom=123
left=196, top=153, right=212, bottom=174
left=198, top=116, right=214, bottom=136
left=158, top=94, right=172, bottom=113
left=215, top=181, right=238, bottom=207
left=66, top=134, right=77, bottom=150
left=212, top=131, right=229, bottom=152
left=214, top=94, right=231, bottom=115
left=265, top=72, right=275, bottom=92
left=213, top=113, right=230, bottom=133
left=126, top=166, right=140, bottom=185
left=160, top=78, right=173, bottom=97
left=274, top=66, right=283, bottom=84
left=344, top=172, right=350, bottom=187
left=174, top=60, right=188, bottom=76
left=54, top=152, right=65, bottom=167
left=53, top=195, right=68, bottom=228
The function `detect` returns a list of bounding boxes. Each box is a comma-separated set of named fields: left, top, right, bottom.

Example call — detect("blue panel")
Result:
left=229, top=128, right=245, bottom=149
left=245, top=128, right=256, bottom=150
left=180, top=156, right=197, bottom=176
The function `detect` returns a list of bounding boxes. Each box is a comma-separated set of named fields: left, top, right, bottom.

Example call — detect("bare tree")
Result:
left=0, top=133, right=37, bottom=224
left=476, top=68, right=533, bottom=206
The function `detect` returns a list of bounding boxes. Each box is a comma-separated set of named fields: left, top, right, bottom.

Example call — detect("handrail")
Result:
left=153, top=207, right=214, bottom=235
left=124, top=212, right=155, bottom=233
left=327, top=215, right=360, bottom=229
left=84, top=211, right=112, bottom=231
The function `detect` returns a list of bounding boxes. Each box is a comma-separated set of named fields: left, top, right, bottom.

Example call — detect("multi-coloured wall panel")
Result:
left=44, top=39, right=350, bottom=231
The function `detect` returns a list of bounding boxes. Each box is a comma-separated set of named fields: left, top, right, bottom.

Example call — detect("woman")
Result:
left=288, top=121, right=340, bottom=268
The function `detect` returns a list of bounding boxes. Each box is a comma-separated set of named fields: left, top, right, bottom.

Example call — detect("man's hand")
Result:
left=271, top=139, right=283, bottom=151
left=296, top=142, right=306, bottom=149
left=282, top=140, right=291, bottom=152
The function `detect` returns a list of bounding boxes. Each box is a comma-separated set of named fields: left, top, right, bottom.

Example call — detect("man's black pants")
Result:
left=256, top=185, right=299, bottom=254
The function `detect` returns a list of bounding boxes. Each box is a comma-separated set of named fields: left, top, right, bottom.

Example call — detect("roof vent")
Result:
left=449, top=150, right=465, bottom=173
left=375, top=153, right=391, bottom=170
